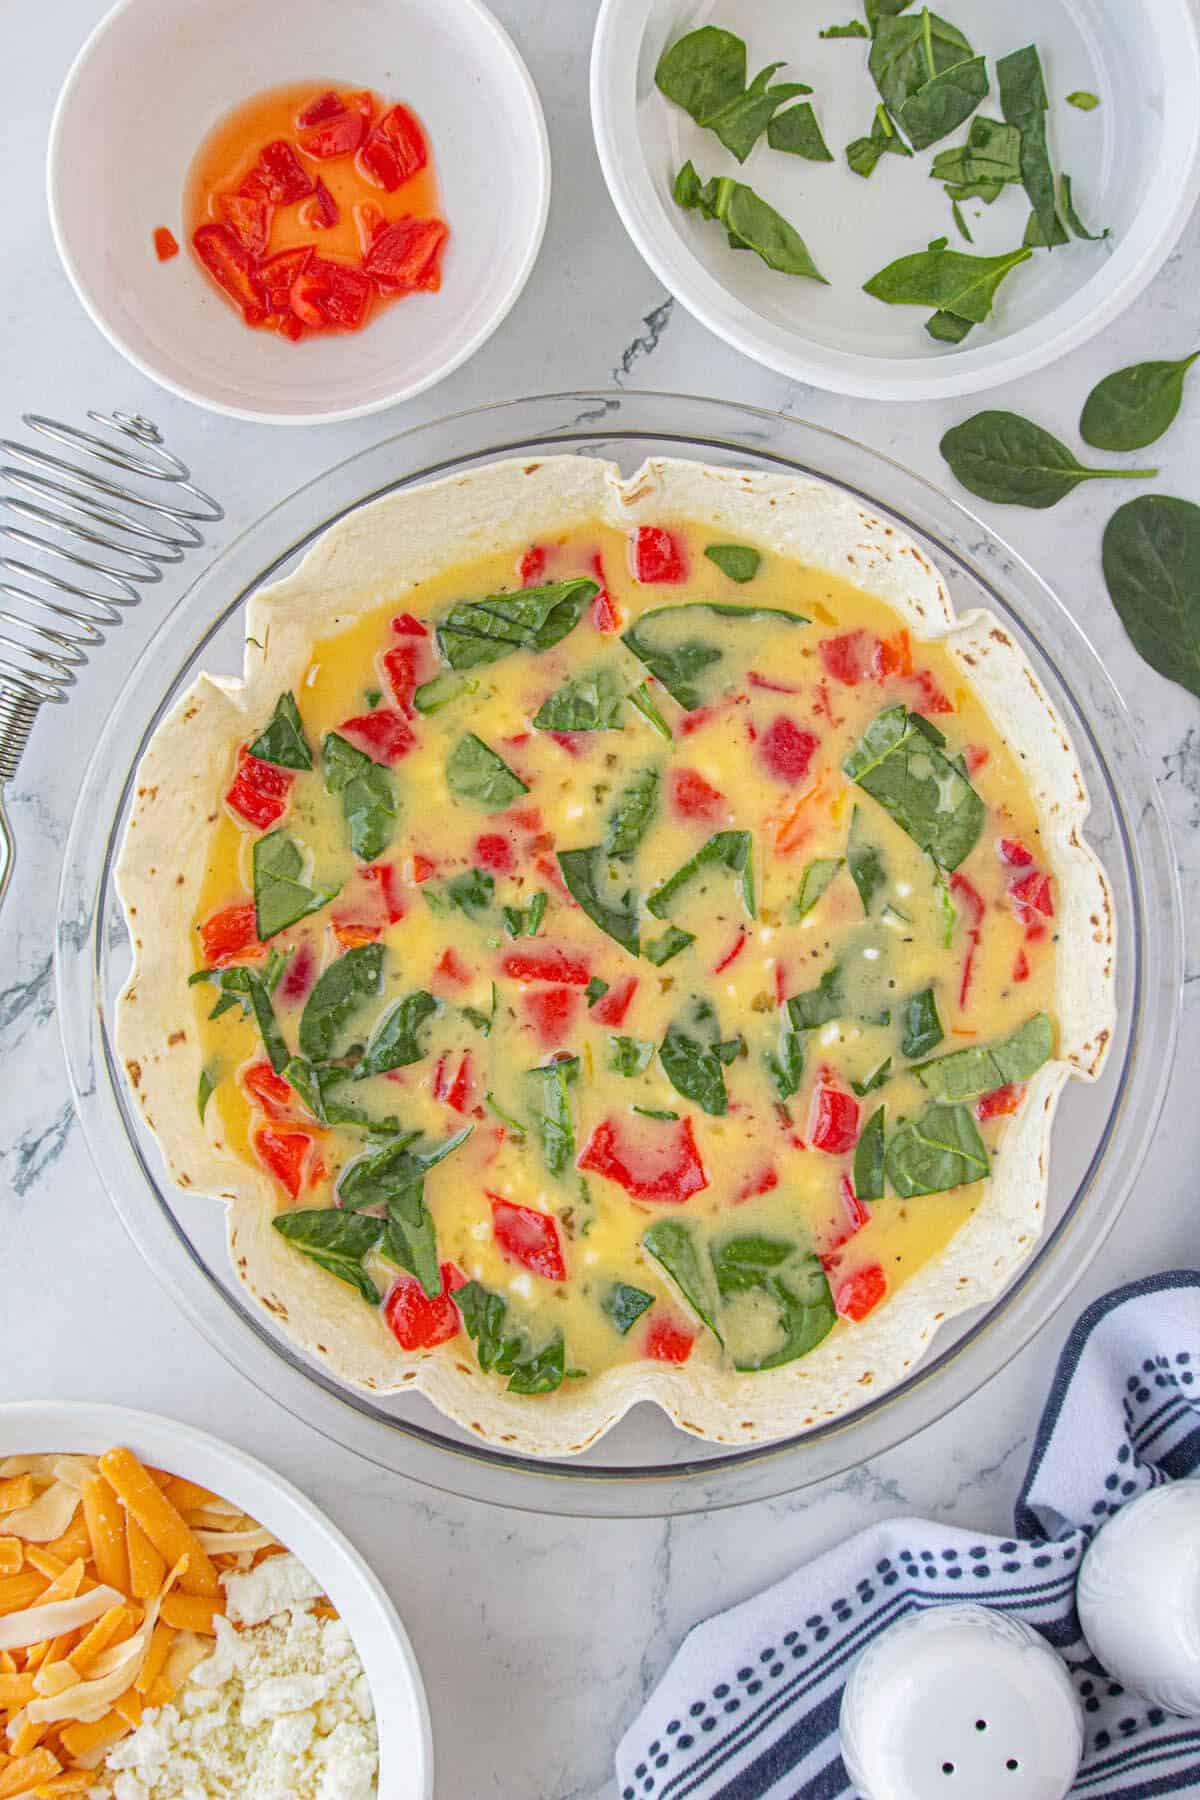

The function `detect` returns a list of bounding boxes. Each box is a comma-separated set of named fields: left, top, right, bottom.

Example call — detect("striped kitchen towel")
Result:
left=616, top=1271, right=1200, bottom=1800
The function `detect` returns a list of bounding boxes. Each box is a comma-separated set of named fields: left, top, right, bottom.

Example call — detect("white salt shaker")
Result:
left=840, top=1603, right=1083, bottom=1799
left=1077, top=1478, right=1200, bottom=1715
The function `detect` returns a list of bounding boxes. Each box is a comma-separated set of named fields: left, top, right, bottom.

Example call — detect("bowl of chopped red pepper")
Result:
left=47, top=0, right=550, bottom=423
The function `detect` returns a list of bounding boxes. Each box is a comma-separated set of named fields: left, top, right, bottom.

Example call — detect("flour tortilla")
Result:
left=116, top=457, right=1115, bottom=1457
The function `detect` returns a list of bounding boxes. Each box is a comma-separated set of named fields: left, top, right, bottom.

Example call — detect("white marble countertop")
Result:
left=2, top=4, right=1198, bottom=1796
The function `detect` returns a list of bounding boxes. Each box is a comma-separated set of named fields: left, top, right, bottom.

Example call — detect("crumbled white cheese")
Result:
left=99, top=1560, right=377, bottom=1800
left=507, top=1272, right=533, bottom=1300
left=861, top=946, right=880, bottom=961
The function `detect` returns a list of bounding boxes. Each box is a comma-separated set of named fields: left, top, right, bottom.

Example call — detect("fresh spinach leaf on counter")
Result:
left=854, top=1106, right=887, bottom=1200
left=704, top=543, right=762, bottom=583
left=786, top=962, right=844, bottom=1032
left=322, top=732, right=397, bottom=863
left=1081, top=354, right=1199, bottom=452
left=436, top=579, right=596, bottom=672
left=1067, top=90, right=1100, bottom=111
left=848, top=808, right=887, bottom=914
left=355, top=989, right=441, bottom=1077
left=627, top=682, right=673, bottom=742
left=843, top=707, right=984, bottom=869
left=648, top=830, right=755, bottom=922
left=445, top=734, right=529, bottom=811
left=644, top=925, right=696, bottom=967
left=655, top=28, right=811, bottom=163
left=534, top=666, right=625, bottom=732
left=940, top=412, right=1157, bottom=509
left=863, top=241, right=1032, bottom=335
left=248, top=691, right=312, bottom=770
left=525, top=1056, right=579, bottom=1177
left=901, top=986, right=944, bottom=1059
left=298, top=943, right=384, bottom=1062
left=272, top=1210, right=384, bottom=1304
left=456, top=1281, right=565, bottom=1393
left=768, top=103, right=834, bottom=162
left=886, top=1101, right=989, bottom=1196
left=846, top=103, right=913, bottom=178
left=868, top=9, right=987, bottom=151
left=602, top=1283, right=655, bottom=1334
left=792, top=856, right=843, bottom=919
left=1060, top=174, right=1108, bottom=243
left=673, top=165, right=828, bottom=283
left=608, top=1036, right=655, bottom=1077
left=605, top=766, right=660, bottom=860
left=710, top=1236, right=837, bottom=1370
left=641, top=1219, right=722, bottom=1339
left=502, top=891, right=547, bottom=939
left=557, top=847, right=641, bottom=955
left=253, top=830, right=339, bottom=941
left=1102, top=496, right=1200, bottom=701
left=998, top=45, right=1063, bottom=251
left=821, top=19, right=869, bottom=37
left=660, top=996, right=741, bottom=1117
left=916, top=1011, right=1051, bottom=1100
left=622, top=601, right=809, bottom=712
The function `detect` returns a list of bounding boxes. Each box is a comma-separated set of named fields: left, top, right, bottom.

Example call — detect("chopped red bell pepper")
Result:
left=734, top=1165, right=779, bottom=1203
left=363, top=217, right=448, bottom=292
left=434, top=946, right=472, bottom=987
left=253, top=1124, right=322, bottom=1200
left=278, top=938, right=317, bottom=1003
left=502, top=945, right=590, bottom=985
left=291, top=256, right=373, bottom=331
left=815, top=1174, right=870, bottom=1262
left=297, top=90, right=346, bottom=128
left=876, top=630, right=912, bottom=678
left=362, top=860, right=406, bottom=923
left=644, top=1315, right=695, bottom=1362
left=382, top=642, right=429, bottom=715
left=475, top=833, right=515, bottom=874
left=384, top=1262, right=467, bottom=1349
left=774, top=960, right=788, bottom=1007
left=198, top=901, right=263, bottom=967
left=242, top=1059, right=298, bottom=1121
left=679, top=703, right=728, bottom=737
left=834, top=1263, right=887, bottom=1322
left=153, top=226, right=179, bottom=262
left=358, top=103, right=428, bottom=190
left=963, top=744, right=990, bottom=774
left=977, top=1083, right=1024, bottom=1121
left=261, top=246, right=313, bottom=316
left=544, top=730, right=586, bottom=757
left=257, top=139, right=314, bottom=204
left=489, top=1197, right=566, bottom=1281
left=434, top=1051, right=474, bottom=1114
left=519, top=545, right=547, bottom=584
left=337, top=707, right=415, bottom=764
left=307, top=178, right=340, bottom=229
left=998, top=837, right=1034, bottom=868
left=911, top=667, right=954, bottom=715
left=216, top=184, right=273, bottom=258
left=809, top=1087, right=860, bottom=1155
left=818, top=631, right=878, bottom=686
left=950, top=871, right=986, bottom=1009
left=354, top=201, right=387, bottom=255
left=192, top=223, right=268, bottom=324
left=391, top=611, right=428, bottom=636
left=412, top=853, right=437, bottom=883
left=520, top=986, right=578, bottom=1047
left=591, top=551, right=621, bottom=632
left=712, top=929, right=748, bottom=974
left=333, top=920, right=381, bottom=949
left=578, top=1116, right=709, bottom=1203
left=1009, top=870, right=1054, bottom=922
left=747, top=670, right=800, bottom=694
left=1012, top=948, right=1030, bottom=983
left=590, top=975, right=637, bottom=1027
left=298, top=104, right=367, bottom=159
left=671, top=767, right=725, bottom=822
left=225, top=746, right=293, bottom=830
left=631, top=526, right=688, bottom=584
left=759, top=717, right=820, bottom=784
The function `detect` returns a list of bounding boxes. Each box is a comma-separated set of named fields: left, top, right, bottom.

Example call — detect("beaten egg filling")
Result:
left=190, top=519, right=1057, bottom=1393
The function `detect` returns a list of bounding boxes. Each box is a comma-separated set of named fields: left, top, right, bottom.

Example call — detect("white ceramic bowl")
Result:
left=0, top=1402, right=432, bottom=1798
left=591, top=0, right=1200, bottom=400
left=47, top=0, right=550, bottom=424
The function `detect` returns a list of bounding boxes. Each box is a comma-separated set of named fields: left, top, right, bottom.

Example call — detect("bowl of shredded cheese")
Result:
left=0, top=1403, right=431, bottom=1799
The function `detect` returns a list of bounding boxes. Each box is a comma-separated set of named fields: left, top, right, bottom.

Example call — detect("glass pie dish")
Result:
left=57, top=392, right=1183, bottom=1517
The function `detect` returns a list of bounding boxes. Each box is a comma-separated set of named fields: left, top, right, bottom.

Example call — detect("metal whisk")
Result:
left=0, top=410, right=222, bottom=908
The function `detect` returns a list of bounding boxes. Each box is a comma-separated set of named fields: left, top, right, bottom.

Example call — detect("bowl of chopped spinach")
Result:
left=591, top=0, right=1200, bottom=398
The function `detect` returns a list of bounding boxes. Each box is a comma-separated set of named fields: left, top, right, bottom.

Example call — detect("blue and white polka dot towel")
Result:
left=616, top=1271, right=1200, bottom=1800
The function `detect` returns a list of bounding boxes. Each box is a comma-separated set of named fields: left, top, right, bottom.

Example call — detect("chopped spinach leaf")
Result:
left=627, top=682, right=673, bottom=741
left=786, top=962, right=844, bottom=1031
left=356, top=989, right=440, bottom=1077
left=653, top=25, right=746, bottom=125
left=622, top=601, right=808, bottom=712
left=704, top=543, right=762, bottom=583
left=525, top=1056, right=579, bottom=1177
left=605, top=766, right=660, bottom=860
left=1066, top=90, right=1099, bottom=111
left=197, top=1068, right=216, bottom=1122
left=248, top=691, right=312, bottom=770
left=847, top=102, right=914, bottom=177
left=864, top=241, right=1031, bottom=325
left=602, top=1282, right=655, bottom=1334
left=868, top=9, right=987, bottom=150
left=711, top=1236, right=837, bottom=1370
left=767, top=103, right=834, bottom=162
left=900, top=986, right=944, bottom=1059
left=793, top=856, right=843, bottom=919
left=1060, top=173, right=1108, bottom=242
left=445, top=734, right=529, bottom=811
left=674, top=165, right=827, bottom=282
left=608, top=1035, right=655, bottom=1077
left=659, top=996, right=735, bottom=1116
left=534, top=666, right=626, bottom=732
left=886, top=1101, right=989, bottom=1196
left=644, top=926, right=696, bottom=967
left=462, top=982, right=499, bottom=1037
left=322, top=732, right=397, bottom=863
left=502, top=891, right=547, bottom=938
left=848, top=808, right=887, bottom=914
left=298, top=943, right=384, bottom=1062
left=557, top=846, right=641, bottom=955
left=413, top=671, right=478, bottom=714
left=253, top=830, right=339, bottom=941
left=843, top=706, right=984, bottom=868
left=647, top=830, right=755, bottom=921
left=997, top=45, right=1063, bottom=251
left=765, top=1014, right=805, bottom=1101
left=641, top=1219, right=722, bottom=1338
left=456, top=1280, right=565, bottom=1393
left=436, top=580, right=596, bottom=671
left=272, top=1210, right=384, bottom=1304
left=484, top=1092, right=526, bottom=1137
left=633, top=1106, right=679, bottom=1121
left=340, top=1127, right=471, bottom=1298
left=916, top=1012, right=1052, bottom=1101
left=585, top=977, right=610, bottom=1007
left=854, top=1106, right=886, bottom=1200
left=931, top=116, right=1021, bottom=191
left=852, top=1057, right=892, bottom=1097
left=821, top=19, right=869, bottom=36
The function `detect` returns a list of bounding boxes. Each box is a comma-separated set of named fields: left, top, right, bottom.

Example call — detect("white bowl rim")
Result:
left=45, top=0, right=551, bottom=427
left=590, top=0, right=1200, bottom=402
left=0, top=1399, right=433, bottom=1797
